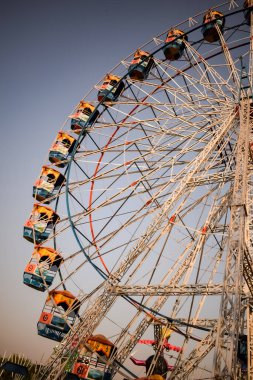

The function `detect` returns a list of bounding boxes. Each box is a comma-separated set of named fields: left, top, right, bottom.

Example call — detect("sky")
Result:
left=0, top=0, right=242, bottom=365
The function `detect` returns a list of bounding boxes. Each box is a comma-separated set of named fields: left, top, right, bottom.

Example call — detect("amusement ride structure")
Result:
left=22, top=1, right=253, bottom=378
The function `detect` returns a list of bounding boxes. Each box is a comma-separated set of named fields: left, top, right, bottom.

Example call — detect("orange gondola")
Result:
left=163, top=29, right=187, bottom=61
left=23, top=204, right=60, bottom=244
left=128, top=49, right=154, bottom=80
left=97, top=74, right=124, bottom=103
left=23, top=246, right=63, bottom=291
left=33, top=166, right=65, bottom=203
left=202, top=10, right=225, bottom=42
left=69, top=101, right=100, bottom=135
left=37, top=290, right=80, bottom=342
left=66, top=334, right=117, bottom=380
left=49, top=131, right=76, bottom=167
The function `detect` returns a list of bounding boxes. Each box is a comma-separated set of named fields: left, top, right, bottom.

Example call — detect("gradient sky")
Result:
left=0, top=0, right=238, bottom=364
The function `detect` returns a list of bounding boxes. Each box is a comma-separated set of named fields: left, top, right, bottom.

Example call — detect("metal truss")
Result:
left=170, top=327, right=217, bottom=379
left=112, top=191, right=232, bottom=376
left=108, top=283, right=234, bottom=296
left=175, top=318, right=217, bottom=329
left=187, top=172, right=234, bottom=187
left=214, top=98, right=251, bottom=379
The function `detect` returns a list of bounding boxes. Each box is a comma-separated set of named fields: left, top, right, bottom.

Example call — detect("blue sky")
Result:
left=0, top=0, right=239, bottom=363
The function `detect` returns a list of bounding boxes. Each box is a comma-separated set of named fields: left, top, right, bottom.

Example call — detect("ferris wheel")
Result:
left=22, top=1, right=253, bottom=379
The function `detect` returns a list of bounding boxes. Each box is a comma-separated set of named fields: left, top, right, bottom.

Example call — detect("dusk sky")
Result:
left=0, top=0, right=239, bottom=364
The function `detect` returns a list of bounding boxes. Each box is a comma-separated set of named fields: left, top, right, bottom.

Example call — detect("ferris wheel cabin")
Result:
left=49, top=131, right=76, bottom=168
left=23, top=246, right=63, bottom=291
left=33, top=166, right=65, bottom=203
left=128, top=49, right=154, bottom=81
left=23, top=204, right=60, bottom=244
left=66, top=334, right=116, bottom=380
left=163, top=29, right=187, bottom=61
left=37, top=290, right=80, bottom=342
left=70, top=101, right=100, bottom=135
left=97, top=74, right=125, bottom=103
left=201, top=10, right=225, bottom=42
